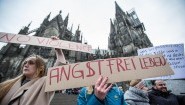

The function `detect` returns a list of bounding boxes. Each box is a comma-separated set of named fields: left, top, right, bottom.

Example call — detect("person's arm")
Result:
left=51, top=36, right=67, bottom=66
left=54, top=48, right=66, bottom=66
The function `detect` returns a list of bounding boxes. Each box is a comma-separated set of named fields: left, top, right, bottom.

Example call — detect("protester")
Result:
left=148, top=80, right=179, bottom=105
left=77, top=76, right=127, bottom=105
left=124, top=79, right=150, bottom=105
left=177, top=95, right=185, bottom=105
left=0, top=36, right=66, bottom=105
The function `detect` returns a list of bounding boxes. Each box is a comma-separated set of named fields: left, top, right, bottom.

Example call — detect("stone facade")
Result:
left=108, top=2, right=153, bottom=57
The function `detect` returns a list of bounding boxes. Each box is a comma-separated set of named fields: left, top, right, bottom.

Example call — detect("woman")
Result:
left=0, top=36, right=66, bottom=105
left=124, top=79, right=150, bottom=105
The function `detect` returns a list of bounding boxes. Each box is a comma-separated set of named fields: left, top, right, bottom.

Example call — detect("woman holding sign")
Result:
left=0, top=36, right=66, bottom=105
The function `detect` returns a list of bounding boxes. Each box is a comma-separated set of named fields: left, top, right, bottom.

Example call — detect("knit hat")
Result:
left=130, top=79, right=141, bottom=87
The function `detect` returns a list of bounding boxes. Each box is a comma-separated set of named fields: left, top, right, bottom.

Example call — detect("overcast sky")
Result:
left=0, top=0, right=185, bottom=50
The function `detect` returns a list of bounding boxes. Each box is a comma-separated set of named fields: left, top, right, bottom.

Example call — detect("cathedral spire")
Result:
left=41, top=12, right=51, bottom=27
left=46, top=12, right=51, bottom=20
left=115, top=1, right=125, bottom=16
left=27, top=21, right=32, bottom=27
left=59, top=10, right=62, bottom=14
left=110, top=19, right=115, bottom=35
left=44, top=12, right=51, bottom=23
left=64, top=13, right=69, bottom=27
left=70, top=24, right=73, bottom=32
left=77, top=25, right=80, bottom=31
left=18, top=22, right=31, bottom=35
left=57, top=10, right=64, bottom=27
left=75, top=25, right=81, bottom=42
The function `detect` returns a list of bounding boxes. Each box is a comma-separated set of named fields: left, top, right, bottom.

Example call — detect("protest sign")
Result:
left=45, top=54, right=174, bottom=92
left=138, top=43, right=185, bottom=79
left=0, top=32, right=92, bottom=53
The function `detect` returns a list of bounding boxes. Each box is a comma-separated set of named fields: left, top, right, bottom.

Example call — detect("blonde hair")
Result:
left=0, top=54, right=46, bottom=102
left=0, top=75, right=24, bottom=102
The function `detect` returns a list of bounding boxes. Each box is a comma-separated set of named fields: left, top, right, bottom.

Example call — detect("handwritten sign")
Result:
left=0, top=32, right=92, bottom=53
left=138, top=43, right=185, bottom=79
left=45, top=54, right=174, bottom=92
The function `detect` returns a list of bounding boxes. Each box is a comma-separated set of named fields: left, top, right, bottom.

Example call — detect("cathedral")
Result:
left=108, top=2, right=153, bottom=57
left=0, top=2, right=152, bottom=82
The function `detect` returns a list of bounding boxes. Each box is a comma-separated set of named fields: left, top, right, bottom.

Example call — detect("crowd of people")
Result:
left=0, top=36, right=184, bottom=105
left=77, top=78, right=185, bottom=105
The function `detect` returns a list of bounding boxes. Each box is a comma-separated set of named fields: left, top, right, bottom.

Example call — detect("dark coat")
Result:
left=148, top=88, right=179, bottom=105
left=177, top=95, right=185, bottom=105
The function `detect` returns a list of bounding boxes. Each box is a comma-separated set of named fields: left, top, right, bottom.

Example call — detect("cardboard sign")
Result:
left=138, top=43, right=185, bottom=79
left=0, top=32, right=92, bottom=53
left=45, top=54, right=174, bottom=92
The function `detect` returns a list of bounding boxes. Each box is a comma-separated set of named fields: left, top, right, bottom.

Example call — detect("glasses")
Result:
left=23, top=60, right=36, bottom=65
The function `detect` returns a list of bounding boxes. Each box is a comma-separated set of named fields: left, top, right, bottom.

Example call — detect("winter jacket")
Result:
left=148, top=87, right=179, bottom=105
left=0, top=77, right=54, bottom=105
left=77, top=86, right=127, bottom=105
left=124, top=87, right=150, bottom=105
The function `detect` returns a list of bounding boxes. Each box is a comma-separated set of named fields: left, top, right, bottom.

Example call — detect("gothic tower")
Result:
left=108, top=2, right=153, bottom=57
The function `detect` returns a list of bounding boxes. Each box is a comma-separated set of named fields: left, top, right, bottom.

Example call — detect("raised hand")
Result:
left=135, top=81, right=149, bottom=92
left=94, top=76, right=112, bottom=100
left=51, top=36, right=66, bottom=66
